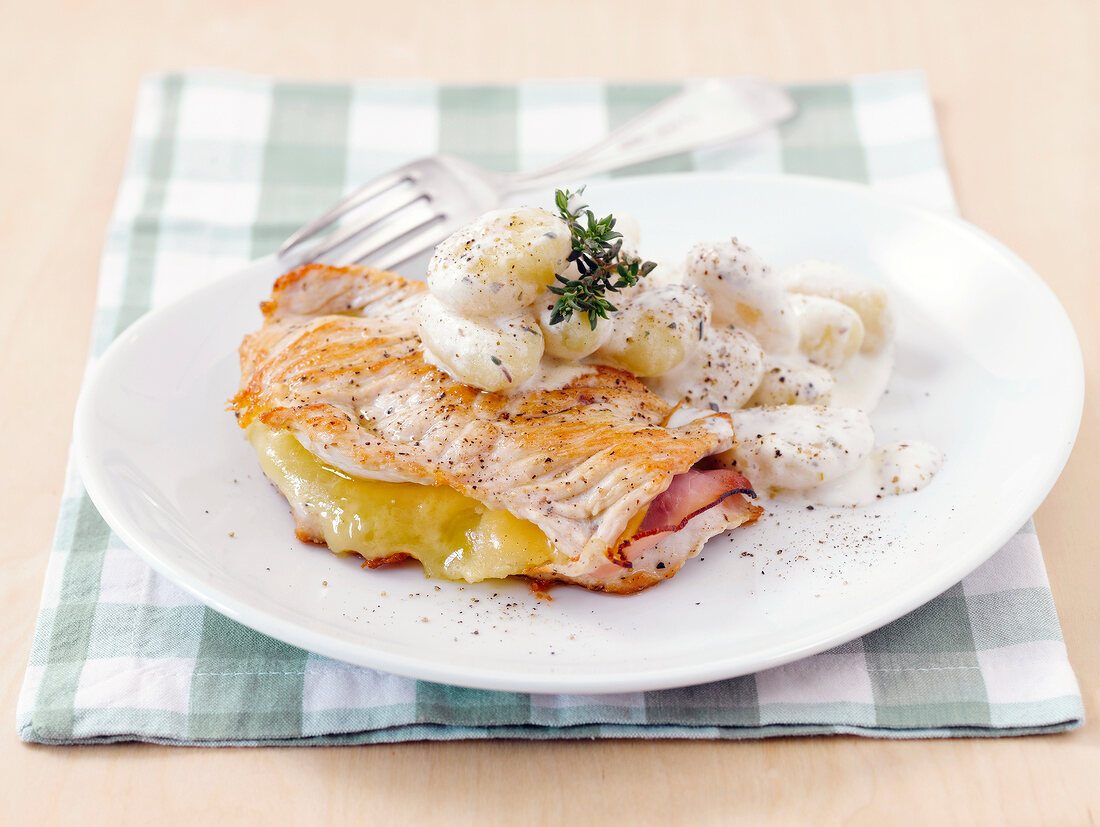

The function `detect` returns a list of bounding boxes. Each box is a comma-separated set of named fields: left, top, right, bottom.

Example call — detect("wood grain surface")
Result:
left=1, top=1, right=1096, bottom=824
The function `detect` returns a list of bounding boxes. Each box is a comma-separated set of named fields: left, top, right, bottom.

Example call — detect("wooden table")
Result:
left=2, top=1, right=1096, bottom=823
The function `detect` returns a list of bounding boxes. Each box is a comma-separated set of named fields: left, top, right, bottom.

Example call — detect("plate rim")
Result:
left=73, top=171, right=1085, bottom=693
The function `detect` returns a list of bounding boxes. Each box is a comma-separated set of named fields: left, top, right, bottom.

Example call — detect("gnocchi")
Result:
left=537, top=294, right=613, bottom=361
left=782, top=259, right=894, bottom=353
left=648, top=326, right=764, bottom=411
left=684, top=238, right=799, bottom=354
left=594, top=284, right=710, bottom=377
left=748, top=354, right=835, bottom=407
left=790, top=293, right=865, bottom=370
left=427, top=207, right=571, bottom=318
left=416, top=295, right=544, bottom=392
left=717, top=406, right=875, bottom=492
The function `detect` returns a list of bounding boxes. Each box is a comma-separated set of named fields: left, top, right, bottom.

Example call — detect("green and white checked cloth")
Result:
left=18, top=71, right=1084, bottom=745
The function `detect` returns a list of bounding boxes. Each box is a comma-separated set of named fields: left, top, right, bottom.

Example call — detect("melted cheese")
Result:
left=248, top=425, right=561, bottom=582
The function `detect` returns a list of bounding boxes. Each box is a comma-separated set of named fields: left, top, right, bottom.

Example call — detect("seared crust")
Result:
left=233, top=264, right=756, bottom=592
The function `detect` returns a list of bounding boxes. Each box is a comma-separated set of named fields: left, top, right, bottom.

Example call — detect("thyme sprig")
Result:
left=547, top=188, right=657, bottom=330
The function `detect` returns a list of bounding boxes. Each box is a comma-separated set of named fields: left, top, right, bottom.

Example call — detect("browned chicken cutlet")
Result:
left=232, top=264, right=761, bottom=593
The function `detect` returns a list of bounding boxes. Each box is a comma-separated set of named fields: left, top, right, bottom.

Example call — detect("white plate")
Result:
left=75, top=173, right=1083, bottom=694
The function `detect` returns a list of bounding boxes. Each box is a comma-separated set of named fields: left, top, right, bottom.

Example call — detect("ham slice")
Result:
left=617, top=469, right=759, bottom=563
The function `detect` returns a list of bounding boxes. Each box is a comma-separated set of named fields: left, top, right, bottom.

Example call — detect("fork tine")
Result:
left=277, top=167, right=415, bottom=257
left=333, top=208, right=448, bottom=268
left=295, top=188, right=426, bottom=262
left=367, top=222, right=458, bottom=272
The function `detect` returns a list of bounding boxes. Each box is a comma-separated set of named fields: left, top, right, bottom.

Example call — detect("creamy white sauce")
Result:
left=421, top=342, right=450, bottom=374
left=672, top=245, right=936, bottom=506
left=664, top=405, right=737, bottom=451
left=512, top=358, right=595, bottom=394
left=723, top=405, right=942, bottom=507
left=778, top=441, right=944, bottom=507
left=413, top=200, right=940, bottom=508
left=647, top=325, right=764, bottom=411
left=749, top=352, right=835, bottom=407
left=826, top=345, right=895, bottom=411
left=423, top=346, right=591, bottom=395
left=723, top=406, right=875, bottom=492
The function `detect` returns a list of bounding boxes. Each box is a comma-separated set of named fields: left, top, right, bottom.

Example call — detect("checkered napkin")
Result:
left=18, top=72, right=1083, bottom=744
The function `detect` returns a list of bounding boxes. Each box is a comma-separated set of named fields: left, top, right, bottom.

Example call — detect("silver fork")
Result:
left=278, top=78, right=796, bottom=272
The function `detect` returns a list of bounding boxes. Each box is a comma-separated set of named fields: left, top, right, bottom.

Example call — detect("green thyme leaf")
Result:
left=549, top=187, right=657, bottom=330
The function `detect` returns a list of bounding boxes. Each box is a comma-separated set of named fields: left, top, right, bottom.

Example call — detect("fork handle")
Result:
left=500, top=78, right=796, bottom=192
